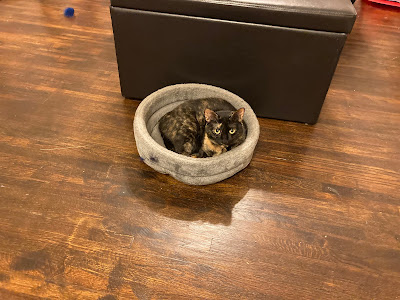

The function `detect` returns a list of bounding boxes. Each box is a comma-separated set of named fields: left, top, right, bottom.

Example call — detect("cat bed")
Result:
left=133, top=83, right=260, bottom=185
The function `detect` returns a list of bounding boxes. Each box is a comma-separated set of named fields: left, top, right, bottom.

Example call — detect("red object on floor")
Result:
left=367, top=0, right=400, bottom=7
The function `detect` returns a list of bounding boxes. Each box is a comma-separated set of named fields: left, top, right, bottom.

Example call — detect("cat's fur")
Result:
left=159, top=98, right=247, bottom=158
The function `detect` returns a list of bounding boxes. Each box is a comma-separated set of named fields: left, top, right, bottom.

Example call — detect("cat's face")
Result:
left=204, top=108, right=247, bottom=150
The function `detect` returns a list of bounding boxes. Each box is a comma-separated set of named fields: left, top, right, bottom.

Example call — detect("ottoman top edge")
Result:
left=110, top=0, right=357, bottom=33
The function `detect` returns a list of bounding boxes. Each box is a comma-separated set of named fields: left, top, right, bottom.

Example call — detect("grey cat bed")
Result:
left=133, top=83, right=260, bottom=185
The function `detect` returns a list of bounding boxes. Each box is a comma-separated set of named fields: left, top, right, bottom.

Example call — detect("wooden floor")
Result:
left=0, top=0, right=399, bottom=299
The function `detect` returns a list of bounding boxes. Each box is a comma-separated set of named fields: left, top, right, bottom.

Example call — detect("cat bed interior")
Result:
left=133, top=83, right=260, bottom=185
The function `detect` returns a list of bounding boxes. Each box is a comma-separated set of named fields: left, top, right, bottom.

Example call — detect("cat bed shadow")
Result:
left=133, top=83, right=260, bottom=185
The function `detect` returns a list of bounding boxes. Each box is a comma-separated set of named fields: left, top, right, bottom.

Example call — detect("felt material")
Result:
left=64, top=7, right=75, bottom=17
left=133, top=84, right=260, bottom=185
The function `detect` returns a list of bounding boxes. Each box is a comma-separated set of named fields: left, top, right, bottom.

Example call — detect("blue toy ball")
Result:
left=64, top=7, right=75, bottom=18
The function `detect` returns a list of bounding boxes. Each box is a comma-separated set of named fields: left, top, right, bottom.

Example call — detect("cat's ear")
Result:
left=204, top=109, right=218, bottom=123
left=231, top=108, right=245, bottom=122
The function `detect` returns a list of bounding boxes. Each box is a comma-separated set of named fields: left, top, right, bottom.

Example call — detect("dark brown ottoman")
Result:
left=110, top=0, right=356, bottom=124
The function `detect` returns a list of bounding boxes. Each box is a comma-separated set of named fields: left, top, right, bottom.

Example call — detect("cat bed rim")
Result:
left=133, top=83, right=260, bottom=184
left=135, top=84, right=258, bottom=163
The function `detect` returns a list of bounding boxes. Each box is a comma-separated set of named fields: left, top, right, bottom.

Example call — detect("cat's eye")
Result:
left=229, top=128, right=236, bottom=134
left=214, top=128, right=221, bottom=134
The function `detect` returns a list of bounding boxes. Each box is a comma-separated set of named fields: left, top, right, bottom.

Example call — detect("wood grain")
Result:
left=0, top=0, right=399, bottom=299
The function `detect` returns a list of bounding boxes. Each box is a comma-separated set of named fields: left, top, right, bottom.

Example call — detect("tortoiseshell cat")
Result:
left=159, top=98, right=247, bottom=158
